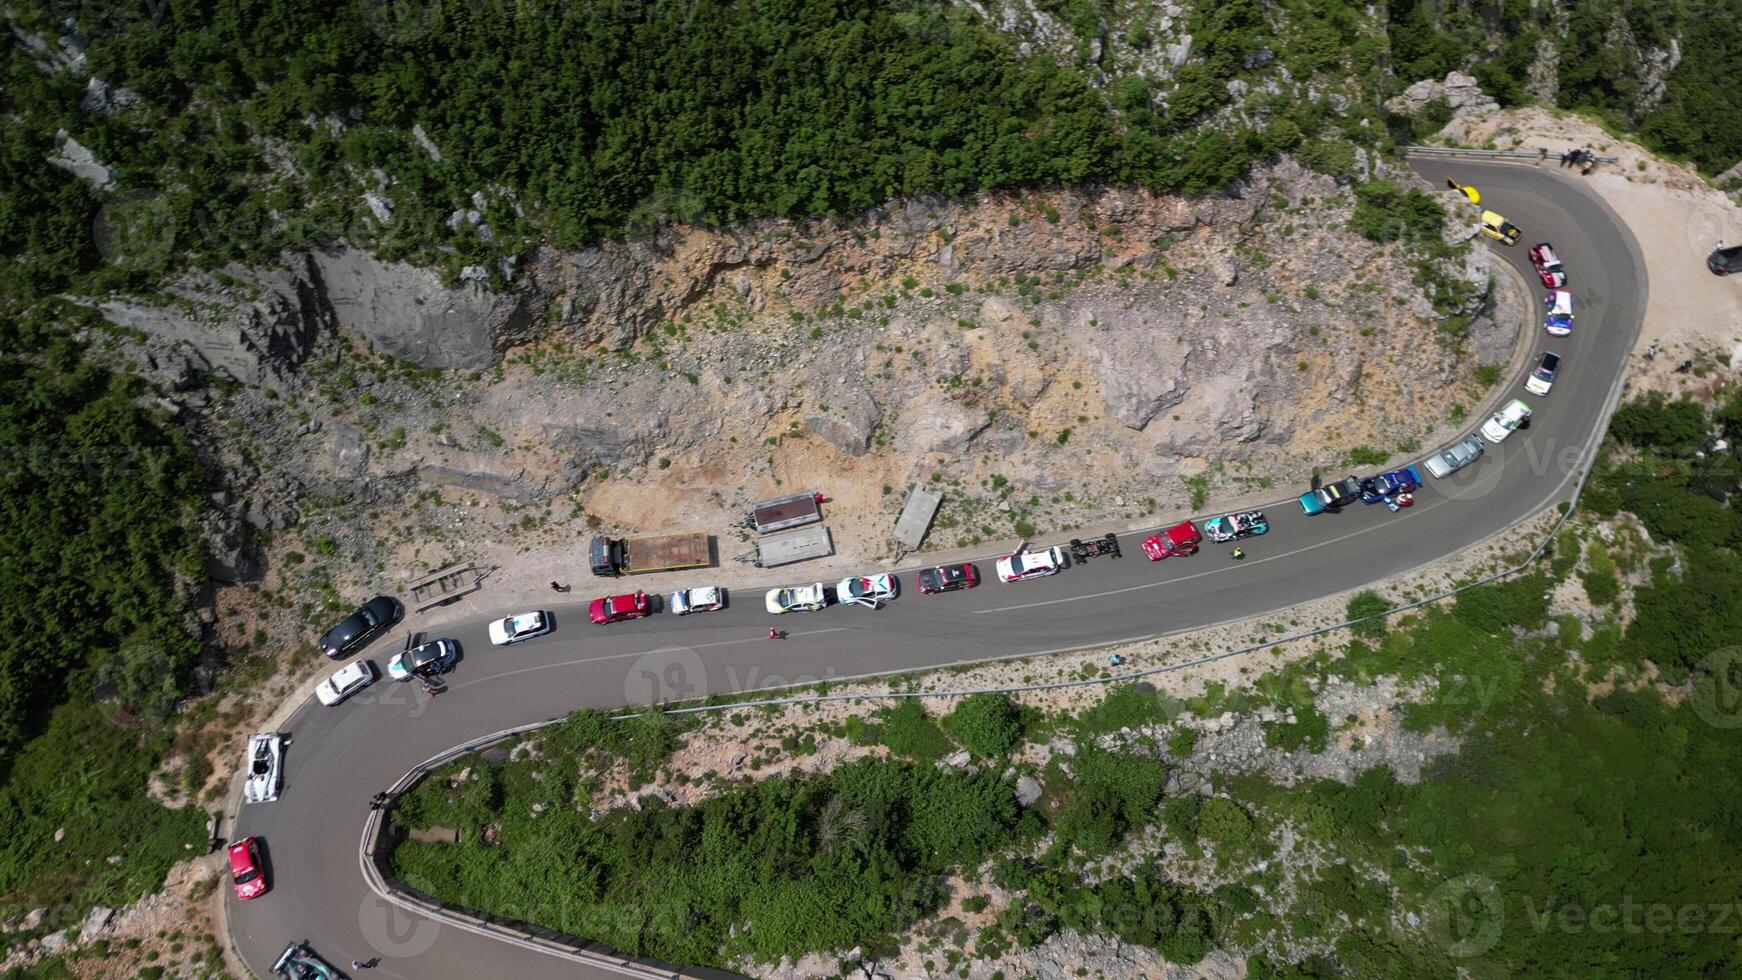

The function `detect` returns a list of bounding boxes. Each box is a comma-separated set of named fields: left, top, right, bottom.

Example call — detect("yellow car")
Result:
left=1480, top=210, right=1521, bottom=246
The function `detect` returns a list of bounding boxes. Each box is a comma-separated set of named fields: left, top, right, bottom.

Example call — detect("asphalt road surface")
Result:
left=229, top=159, right=1645, bottom=979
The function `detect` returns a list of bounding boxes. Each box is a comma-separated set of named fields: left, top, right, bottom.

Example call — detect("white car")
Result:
left=995, top=546, right=1067, bottom=583
left=242, top=732, right=284, bottom=804
left=316, top=660, right=375, bottom=706
left=1524, top=351, right=1560, bottom=396
left=1481, top=398, right=1533, bottom=444
left=765, top=583, right=828, bottom=614
left=668, top=587, right=725, bottom=615
left=488, top=611, right=551, bottom=646
left=836, top=573, right=897, bottom=609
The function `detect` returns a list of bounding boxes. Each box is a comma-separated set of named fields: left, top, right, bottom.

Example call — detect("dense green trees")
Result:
left=0, top=332, right=205, bottom=769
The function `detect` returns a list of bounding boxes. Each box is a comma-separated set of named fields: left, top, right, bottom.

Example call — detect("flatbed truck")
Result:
left=589, top=533, right=713, bottom=577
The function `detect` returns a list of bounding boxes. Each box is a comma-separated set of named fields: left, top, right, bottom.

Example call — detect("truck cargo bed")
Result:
left=751, top=491, right=822, bottom=534
left=756, top=526, right=833, bottom=567
left=621, top=533, right=713, bottom=573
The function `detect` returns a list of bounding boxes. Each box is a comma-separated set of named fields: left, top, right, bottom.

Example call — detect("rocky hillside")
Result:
left=91, top=158, right=1517, bottom=619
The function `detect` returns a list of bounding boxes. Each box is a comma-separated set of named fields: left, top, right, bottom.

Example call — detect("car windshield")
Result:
left=845, top=580, right=868, bottom=596
left=234, top=867, right=259, bottom=884
left=1007, top=555, right=1027, bottom=574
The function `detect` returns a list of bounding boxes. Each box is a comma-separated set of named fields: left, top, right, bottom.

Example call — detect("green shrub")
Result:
left=1052, top=746, right=1168, bottom=854
left=947, top=694, right=1022, bottom=758
left=1451, top=576, right=1549, bottom=635
left=1197, top=797, right=1255, bottom=851
left=875, top=700, right=955, bottom=761
left=1348, top=180, right=1446, bottom=245
left=1346, top=590, right=1392, bottom=640
left=1609, top=393, right=1709, bottom=456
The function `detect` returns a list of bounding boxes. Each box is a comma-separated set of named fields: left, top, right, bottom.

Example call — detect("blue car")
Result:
left=1544, top=289, right=1573, bottom=337
left=1360, top=465, right=1423, bottom=504
left=1299, top=476, right=1362, bottom=515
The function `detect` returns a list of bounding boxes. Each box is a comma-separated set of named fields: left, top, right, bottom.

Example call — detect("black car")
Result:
left=916, top=562, right=979, bottom=595
left=319, top=595, right=401, bottom=659
left=1711, top=244, right=1742, bottom=276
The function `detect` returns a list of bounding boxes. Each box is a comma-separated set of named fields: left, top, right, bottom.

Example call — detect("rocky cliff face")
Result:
left=115, top=158, right=1513, bottom=589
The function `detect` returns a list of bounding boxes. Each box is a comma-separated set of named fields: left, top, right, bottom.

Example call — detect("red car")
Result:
left=1141, top=521, right=1202, bottom=560
left=1528, top=242, right=1566, bottom=288
left=589, top=590, right=649, bottom=625
left=916, top=562, right=978, bottom=595
left=228, top=837, right=268, bottom=900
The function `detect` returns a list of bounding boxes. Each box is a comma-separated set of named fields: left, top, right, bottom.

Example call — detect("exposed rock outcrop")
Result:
left=1385, top=71, right=1499, bottom=122
left=98, top=254, right=333, bottom=392
left=309, top=248, right=537, bottom=369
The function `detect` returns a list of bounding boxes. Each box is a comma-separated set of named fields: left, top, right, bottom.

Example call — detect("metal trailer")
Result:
left=589, top=533, right=713, bottom=576
left=892, top=486, right=943, bottom=558
left=753, top=526, right=833, bottom=567
left=409, top=562, right=483, bottom=612
left=749, top=491, right=823, bottom=534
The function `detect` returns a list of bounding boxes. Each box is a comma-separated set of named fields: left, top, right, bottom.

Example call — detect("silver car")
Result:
left=1424, top=435, right=1484, bottom=478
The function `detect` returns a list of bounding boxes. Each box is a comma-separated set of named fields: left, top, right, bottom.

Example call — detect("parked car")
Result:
left=1299, top=476, right=1363, bottom=515
left=1710, top=243, right=1742, bottom=276
left=1482, top=398, right=1533, bottom=443
left=387, top=637, right=458, bottom=681
left=1141, top=520, right=1202, bottom=560
left=995, top=546, right=1067, bottom=583
left=1543, top=289, right=1574, bottom=337
left=272, top=942, right=344, bottom=979
left=1360, top=465, right=1423, bottom=504
left=319, top=595, right=401, bottom=659
left=1201, top=512, right=1267, bottom=543
left=227, top=836, right=268, bottom=901
left=916, top=563, right=979, bottom=594
left=1525, top=351, right=1561, bottom=396
left=589, top=590, right=650, bottom=625
left=242, top=732, right=284, bottom=805
left=765, top=583, right=828, bottom=614
left=488, top=610, right=551, bottom=646
left=1528, top=243, right=1567, bottom=287
left=1423, top=435, right=1485, bottom=478
left=1480, top=210, right=1521, bottom=246
left=315, top=660, right=375, bottom=706
left=837, top=573, right=898, bottom=609
left=667, top=587, right=725, bottom=615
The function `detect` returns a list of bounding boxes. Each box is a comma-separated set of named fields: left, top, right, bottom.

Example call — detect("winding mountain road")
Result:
left=228, top=159, right=1645, bottom=979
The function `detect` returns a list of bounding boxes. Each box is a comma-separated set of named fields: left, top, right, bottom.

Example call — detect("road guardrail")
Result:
left=1404, top=144, right=1619, bottom=165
